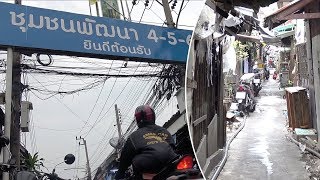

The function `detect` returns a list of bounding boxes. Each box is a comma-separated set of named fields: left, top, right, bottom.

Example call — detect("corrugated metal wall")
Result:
left=190, top=38, right=225, bottom=153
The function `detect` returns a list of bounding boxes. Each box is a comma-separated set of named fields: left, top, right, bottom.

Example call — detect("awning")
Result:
left=234, top=34, right=281, bottom=44
left=264, top=0, right=318, bottom=29
left=274, top=24, right=295, bottom=33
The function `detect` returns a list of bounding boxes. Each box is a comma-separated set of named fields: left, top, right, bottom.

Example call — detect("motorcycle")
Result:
left=236, top=83, right=256, bottom=115
left=273, top=72, right=277, bottom=80
left=252, top=77, right=262, bottom=97
left=107, top=138, right=202, bottom=180
left=265, top=71, right=270, bottom=80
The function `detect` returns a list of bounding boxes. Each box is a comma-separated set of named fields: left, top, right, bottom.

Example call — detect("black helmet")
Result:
left=134, top=105, right=155, bottom=127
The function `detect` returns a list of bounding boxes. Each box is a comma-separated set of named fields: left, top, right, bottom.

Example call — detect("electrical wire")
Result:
left=139, top=7, right=147, bottom=23
left=23, top=66, right=163, bottom=78
left=34, top=126, right=82, bottom=132
left=175, top=0, right=185, bottom=28
left=87, top=65, right=158, bottom=164
left=80, top=61, right=126, bottom=137
left=77, top=80, right=106, bottom=135
left=28, top=74, right=97, bottom=128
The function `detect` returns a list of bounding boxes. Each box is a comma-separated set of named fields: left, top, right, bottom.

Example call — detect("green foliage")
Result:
left=22, top=152, right=44, bottom=171
left=233, top=40, right=258, bottom=62
left=233, top=40, right=249, bottom=61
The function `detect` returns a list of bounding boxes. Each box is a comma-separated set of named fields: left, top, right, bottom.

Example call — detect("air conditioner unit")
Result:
left=21, top=101, right=33, bottom=132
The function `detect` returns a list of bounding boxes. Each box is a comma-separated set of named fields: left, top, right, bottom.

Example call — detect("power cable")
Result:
left=78, top=80, right=106, bottom=135
left=87, top=64, right=158, bottom=164
left=175, top=0, right=185, bottom=28
left=75, top=59, right=116, bottom=136
left=139, top=7, right=147, bottom=23
left=28, top=74, right=98, bottom=129
left=28, top=78, right=106, bottom=97
left=82, top=62, right=143, bottom=138
left=80, top=61, right=126, bottom=137
left=34, top=126, right=82, bottom=132
left=22, top=66, right=163, bottom=78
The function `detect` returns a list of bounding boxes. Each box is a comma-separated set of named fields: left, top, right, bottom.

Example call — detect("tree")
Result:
left=233, top=40, right=249, bottom=61
left=22, top=152, right=44, bottom=171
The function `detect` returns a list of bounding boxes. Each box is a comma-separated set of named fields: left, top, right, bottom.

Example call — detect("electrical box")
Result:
left=21, top=101, right=33, bottom=132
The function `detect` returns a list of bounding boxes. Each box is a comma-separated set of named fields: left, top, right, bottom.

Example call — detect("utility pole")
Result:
left=161, top=0, right=175, bottom=28
left=3, top=48, right=13, bottom=180
left=3, top=0, right=22, bottom=180
left=114, top=104, right=122, bottom=139
left=11, top=50, right=22, bottom=168
left=114, top=104, right=123, bottom=159
left=76, top=137, right=92, bottom=180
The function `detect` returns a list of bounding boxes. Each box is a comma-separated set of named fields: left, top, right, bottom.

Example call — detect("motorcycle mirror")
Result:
left=109, top=137, right=124, bottom=149
left=64, top=154, right=75, bottom=165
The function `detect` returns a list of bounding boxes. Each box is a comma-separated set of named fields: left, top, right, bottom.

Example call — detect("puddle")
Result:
left=249, top=137, right=274, bottom=176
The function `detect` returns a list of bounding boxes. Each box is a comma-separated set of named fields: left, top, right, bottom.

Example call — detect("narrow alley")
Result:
left=218, top=79, right=309, bottom=180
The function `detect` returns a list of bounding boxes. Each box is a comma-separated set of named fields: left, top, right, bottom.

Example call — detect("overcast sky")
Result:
left=0, top=0, right=205, bottom=179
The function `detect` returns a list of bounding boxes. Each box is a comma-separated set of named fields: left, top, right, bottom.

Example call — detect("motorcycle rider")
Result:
left=115, top=105, right=178, bottom=180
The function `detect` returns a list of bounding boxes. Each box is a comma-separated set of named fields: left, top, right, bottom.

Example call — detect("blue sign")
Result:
left=0, top=2, right=192, bottom=63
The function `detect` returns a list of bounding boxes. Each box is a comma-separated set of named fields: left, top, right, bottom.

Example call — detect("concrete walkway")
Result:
left=218, top=79, right=309, bottom=180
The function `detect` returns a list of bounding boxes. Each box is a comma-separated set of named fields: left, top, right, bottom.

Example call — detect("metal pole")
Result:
left=95, top=2, right=100, bottom=17
left=9, top=2, right=23, bottom=176
left=124, top=0, right=131, bottom=21
left=11, top=51, right=22, bottom=172
left=3, top=48, right=13, bottom=180
left=83, top=139, right=92, bottom=180
left=115, top=104, right=122, bottom=138
left=89, top=0, right=92, bottom=15
left=161, top=0, right=175, bottom=28
left=119, top=0, right=127, bottom=20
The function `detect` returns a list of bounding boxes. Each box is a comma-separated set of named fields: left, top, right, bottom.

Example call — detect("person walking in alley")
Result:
left=115, top=105, right=178, bottom=180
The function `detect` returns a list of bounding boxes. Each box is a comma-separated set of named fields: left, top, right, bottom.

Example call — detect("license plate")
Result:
left=254, top=79, right=260, bottom=83
left=236, top=92, right=246, bottom=99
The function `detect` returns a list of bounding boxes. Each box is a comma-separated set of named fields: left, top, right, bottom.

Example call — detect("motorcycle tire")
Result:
left=249, top=104, right=256, bottom=113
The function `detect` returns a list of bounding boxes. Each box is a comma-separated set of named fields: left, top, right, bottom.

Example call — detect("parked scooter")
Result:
left=253, top=75, right=262, bottom=97
left=107, top=138, right=202, bottom=180
left=236, top=81, right=256, bottom=114
left=265, top=71, right=270, bottom=80
left=273, top=72, right=278, bottom=80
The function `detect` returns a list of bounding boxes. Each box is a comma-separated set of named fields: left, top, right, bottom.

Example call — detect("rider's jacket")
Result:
left=115, top=123, right=177, bottom=179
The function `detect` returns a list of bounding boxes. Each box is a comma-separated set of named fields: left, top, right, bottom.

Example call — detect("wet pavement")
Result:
left=218, top=79, right=309, bottom=180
